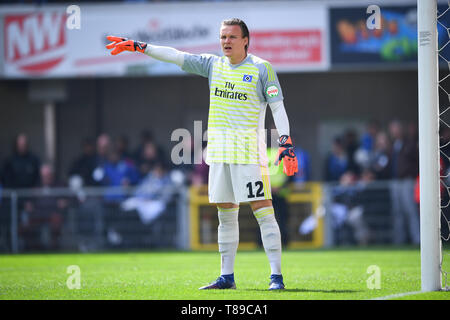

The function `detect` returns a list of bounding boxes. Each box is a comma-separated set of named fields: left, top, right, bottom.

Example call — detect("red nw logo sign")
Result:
left=4, top=11, right=67, bottom=75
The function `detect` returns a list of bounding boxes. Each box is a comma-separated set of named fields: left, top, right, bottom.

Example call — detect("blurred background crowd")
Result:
left=0, top=118, right=429, bottom=190
left=1, top=118, right=444, bottom=252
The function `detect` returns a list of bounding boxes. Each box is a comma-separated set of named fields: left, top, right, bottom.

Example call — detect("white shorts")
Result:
left=208, top=163, right=272, bottom=204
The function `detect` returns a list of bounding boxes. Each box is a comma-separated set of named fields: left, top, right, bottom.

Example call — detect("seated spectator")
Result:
left=115, top=134, right=134, bottom=165
left=69, top=133, right=113, bottom=188
left=329, top=171, right=370, bottom=246
left=2, top=133, right=41, bottom=189
left=18, top=163, right=68, bottom=251
left=121, top=161, right=177, bottom=224
left=100, top=147, right=140, bottom=247
left=136, top=141, right=160, bottom=177
left=102, top=148, right=140, bottom=203
left=325, top=137, right=349, bottom=182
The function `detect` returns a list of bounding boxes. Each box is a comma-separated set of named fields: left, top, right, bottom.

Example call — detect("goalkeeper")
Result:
left=106, top=18, right=298, bottom=291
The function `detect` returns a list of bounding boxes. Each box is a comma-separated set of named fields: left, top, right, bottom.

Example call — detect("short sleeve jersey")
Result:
left=182, top=53, right=283, bottom=165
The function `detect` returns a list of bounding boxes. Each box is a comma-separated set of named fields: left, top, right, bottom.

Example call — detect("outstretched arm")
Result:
left=144, top=44, right=185, bottom=67
left=106, top=36, right=185, bottom=67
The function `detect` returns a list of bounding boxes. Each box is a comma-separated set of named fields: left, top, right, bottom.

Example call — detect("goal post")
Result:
left=417, top=0, right=442, bottom=292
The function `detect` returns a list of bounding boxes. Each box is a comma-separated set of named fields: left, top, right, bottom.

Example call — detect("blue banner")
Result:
left=329, top=5, right=450, bottom=67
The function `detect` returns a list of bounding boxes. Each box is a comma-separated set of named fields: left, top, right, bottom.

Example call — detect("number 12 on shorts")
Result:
left=246, top=181, right=264, bottom=199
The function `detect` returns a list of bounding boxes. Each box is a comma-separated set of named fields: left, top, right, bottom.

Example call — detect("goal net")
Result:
left=437, top=0, right=450, bottom=290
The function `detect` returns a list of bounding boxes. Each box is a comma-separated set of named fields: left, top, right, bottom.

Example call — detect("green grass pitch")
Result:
left=0, top=248, right=449, bottom=300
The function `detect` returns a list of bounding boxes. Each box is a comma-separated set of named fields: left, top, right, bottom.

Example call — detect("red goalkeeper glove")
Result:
left=106, top=36, right=147, bottom=55
left=274, top=135, right=298, bottom=176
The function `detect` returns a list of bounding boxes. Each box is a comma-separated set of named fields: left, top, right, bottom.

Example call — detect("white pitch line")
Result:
left=370, top=291, right=424, bottom=300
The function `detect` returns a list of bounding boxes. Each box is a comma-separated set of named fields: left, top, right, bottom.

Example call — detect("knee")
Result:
left=217, top=205, right=239, bottom=226
left=216, top=202, right=239, bottom=209
left=250, top=199, right=272, bottom=211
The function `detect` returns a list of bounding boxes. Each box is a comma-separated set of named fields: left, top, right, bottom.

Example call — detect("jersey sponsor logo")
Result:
left=242, top=74, right=253, bottom=82
left=266, top=85, right=279, bottom=98
left=214, top=87, right=248, bottom=101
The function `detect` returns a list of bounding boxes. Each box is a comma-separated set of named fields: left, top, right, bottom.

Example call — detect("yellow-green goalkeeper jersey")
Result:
left=182, top=53, right=283, bottom=165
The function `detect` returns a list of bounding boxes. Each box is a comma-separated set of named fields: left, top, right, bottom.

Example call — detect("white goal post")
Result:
left=417, top=0, right=442, bottom=292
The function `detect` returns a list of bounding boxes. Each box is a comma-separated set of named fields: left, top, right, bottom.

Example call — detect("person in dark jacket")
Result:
left=389, top=120, right=420, bottom=245
left=68, top=137, right=98, bottom=187
left=1, top=133, right=41, bottom=189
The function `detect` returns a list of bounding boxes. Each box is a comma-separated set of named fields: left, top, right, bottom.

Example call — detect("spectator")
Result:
left=121, top=161, right=177, bottom=225
left=69, top=133, right=113, bottom=187
left=115, top=134, right=134, bottom=165
left=68, top=137, right=97, bottom=187
left=102, top=148, right=140, bottom=203
left=100, top=147, right=140, bottom=247
left=19, top=163, right=67, bottom=251
left=325, top=136, right=349, bottom=182
left=329, top=171, right=370, bottom=246
left=96, top=133, right=111, bottom=162
left=40, top=163, right=59, bottom=188
left=354, top=121, right=381, bottom=171
left=2, top=133, right=41, bottom=189
left=389, top=120, right=420, bottom=245
left=133, top=130, right=151, bottom=162
left=65, top=135, right=112, bottom=252
left=389, top=120, right=404, bottom=179
left=398, top=122, right=419, bottom=180
left=136, top=141, right=160, bottom=177
left=91, top=133, right=112, bottom=186
left=133, top=130, right=167, bottom=169
left=369, top=131, right=391, bottom=180
left=343, top=128, right=361, bottom=175
left=360, top=120, right=380, bottom=152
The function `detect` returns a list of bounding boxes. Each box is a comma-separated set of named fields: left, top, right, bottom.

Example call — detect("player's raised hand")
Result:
left=106, top=36, right=147, bottom=55
left=106, top=36, right=126, bottom=48
left=274, top=135, right=299, bottom=176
